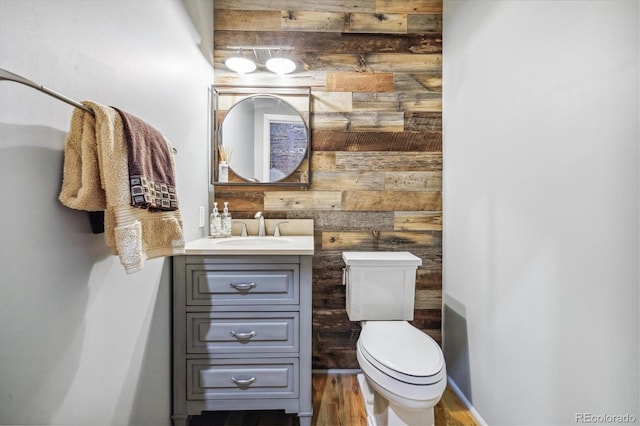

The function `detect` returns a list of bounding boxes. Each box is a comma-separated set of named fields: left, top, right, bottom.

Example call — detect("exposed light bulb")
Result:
left=265, top=57, right=296, bottom=75
left=225, top=56, right=256, bottom=74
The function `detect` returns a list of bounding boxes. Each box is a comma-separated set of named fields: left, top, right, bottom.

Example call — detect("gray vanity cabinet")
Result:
left=171, top=254, right=313, bottom=426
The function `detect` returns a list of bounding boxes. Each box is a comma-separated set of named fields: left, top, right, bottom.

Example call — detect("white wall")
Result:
left=0, top=1, right=212, bottom=425
left=443, top=1, right=639, bottom=425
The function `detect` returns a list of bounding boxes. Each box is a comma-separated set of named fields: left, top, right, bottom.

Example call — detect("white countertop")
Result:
left=184, top=235, right=315, bottom=256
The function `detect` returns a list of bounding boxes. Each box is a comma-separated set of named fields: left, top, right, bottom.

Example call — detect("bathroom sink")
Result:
left=184, top=235, right=314, bottom=255
left=214, top=236, right=292, bottom=247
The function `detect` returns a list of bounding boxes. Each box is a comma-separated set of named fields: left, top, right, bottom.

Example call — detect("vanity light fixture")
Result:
left=224, top=53, right=256, bottom=74
left=265, top=56, right=296, bottom=75
left=225, top=46, right=295, bottom=75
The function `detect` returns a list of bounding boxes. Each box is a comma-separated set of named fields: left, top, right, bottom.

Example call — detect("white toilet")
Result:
left=342, top=251, right=447, bottom=426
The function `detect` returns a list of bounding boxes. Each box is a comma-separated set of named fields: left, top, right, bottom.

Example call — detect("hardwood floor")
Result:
left=434, top=385, right=479, bottom=426
left=190, top=373, right=478, bottom=426
left=312, top=373, right=367, bottom=426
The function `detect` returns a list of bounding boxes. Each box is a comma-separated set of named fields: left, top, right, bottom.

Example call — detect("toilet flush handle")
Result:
left=342, top=266, right=350, bottom=285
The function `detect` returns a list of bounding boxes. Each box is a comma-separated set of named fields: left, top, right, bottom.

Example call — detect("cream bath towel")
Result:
left=58, top=108, right=106, bottom=212
left=59, top=101, right=185, bottom=273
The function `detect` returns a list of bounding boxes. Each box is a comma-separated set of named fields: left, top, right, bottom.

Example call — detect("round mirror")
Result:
left=219, top=94, right=308, bottom=183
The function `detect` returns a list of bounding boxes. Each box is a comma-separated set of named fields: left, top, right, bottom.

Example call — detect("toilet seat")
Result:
left=358, top=321, right=445, bottom=385
left=356, top=341, right=447, bottom=409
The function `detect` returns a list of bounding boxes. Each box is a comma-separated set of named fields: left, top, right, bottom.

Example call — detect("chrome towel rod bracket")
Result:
left=0, top=68, right=177, bottom=154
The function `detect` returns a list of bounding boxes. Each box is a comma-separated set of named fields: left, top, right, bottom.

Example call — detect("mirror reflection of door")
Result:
left=263, top=114, right=307, bottom=182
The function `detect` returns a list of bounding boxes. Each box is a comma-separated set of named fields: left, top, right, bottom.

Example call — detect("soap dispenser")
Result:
left=210, top=202, right=222, bottom=237
left=221, top=202, right=232, bottom=237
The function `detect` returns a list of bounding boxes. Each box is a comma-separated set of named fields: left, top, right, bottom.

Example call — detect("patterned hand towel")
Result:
left=115, top=108, right=178, bottom=211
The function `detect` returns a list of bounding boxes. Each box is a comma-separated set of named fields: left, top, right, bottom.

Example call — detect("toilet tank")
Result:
left=342, top=251, right=422, bottom=321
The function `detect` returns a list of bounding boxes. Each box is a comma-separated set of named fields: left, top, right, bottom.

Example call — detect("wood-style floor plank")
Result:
left=190, top=373, right=478, bottom=426
left=313, top=374, right=368, bottom=426
left=435, top=385, right=479, bottom=426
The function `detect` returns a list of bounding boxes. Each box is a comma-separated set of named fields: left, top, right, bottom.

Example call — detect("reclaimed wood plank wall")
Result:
left=213, top=0, right=443, bottom=369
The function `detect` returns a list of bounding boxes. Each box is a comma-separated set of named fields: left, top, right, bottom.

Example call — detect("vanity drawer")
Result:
left=187, top=264, right=299, bottom=306
left=187, top=312, right=299, bottom=354
left=187, top=358, right=298, bottom=400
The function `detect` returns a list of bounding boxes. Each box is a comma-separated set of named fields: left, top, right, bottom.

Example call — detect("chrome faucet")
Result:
left=273, top=221, right=288, bottom=237
left=254, top=211, right=266, bottom=237
left=233, top=220, right=248, bottom=237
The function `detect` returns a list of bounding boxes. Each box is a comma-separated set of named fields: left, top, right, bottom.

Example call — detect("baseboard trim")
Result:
left=447, top=376, right=488, bottom=426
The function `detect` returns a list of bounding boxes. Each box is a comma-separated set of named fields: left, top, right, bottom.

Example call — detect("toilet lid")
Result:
left=342, top=251, right=422, bottom=267
left=358, top=321, right=444, bottom=380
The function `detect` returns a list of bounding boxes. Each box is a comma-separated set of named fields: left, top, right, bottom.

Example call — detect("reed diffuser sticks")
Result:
left=218, top=144, right=232, bottom=164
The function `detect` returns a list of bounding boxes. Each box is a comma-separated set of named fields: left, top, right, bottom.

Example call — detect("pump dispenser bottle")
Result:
left=210, top=202, right=222, bottom=237
left=221, top=202, right=232, bottom=237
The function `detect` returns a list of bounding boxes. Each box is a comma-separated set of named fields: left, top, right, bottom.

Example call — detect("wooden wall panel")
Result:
left=321, top=231, right=441, bottom=251
left=264, top=191, right=342, bottom=211
left=213, top=0, right=442, bottom=369
left=335, top=152, right=442, bottom=171
left=312, top=111, right=405, bottom=131
left=280, top=11, right=348, bottom=32
left=351, top=92, right=442, bottom=112
left=311, top=171, right=385, bottom=191
left=375, top=0, right=443, bottom=14
left=214, top=31, right=441, bottom=54
left=311, top=91, right=353, bottom=112
left=214, top=10, right=282, bottom=31
left=312, top=130, right=442, bottom=152
left=215, top=0, right=376, bottom=13
left=385, top=171, right=442, bottom=191
left=326, top=72, right=394, bottom=92
left=341, top=191, right=441, bottom=211
left=408, top=14, right=443, bottom=33
left=394, top=211, right=442, bottom=231
left=347, top=13, right=408, bottom=34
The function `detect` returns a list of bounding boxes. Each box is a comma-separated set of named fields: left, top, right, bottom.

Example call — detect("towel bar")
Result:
left=0, top=68, right=177, bottom=154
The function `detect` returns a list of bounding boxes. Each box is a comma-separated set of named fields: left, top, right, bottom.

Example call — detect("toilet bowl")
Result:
left=356, top=321, right=446, bottom=426
left=342, top=252, right=447, bottom=426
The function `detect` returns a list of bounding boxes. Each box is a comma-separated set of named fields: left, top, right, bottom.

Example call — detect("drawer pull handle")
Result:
left=231, top=376, right=256, bottom=387
left=231, top=330, right=256, bottom=340
left=230, top=282, right=256, bottom=291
